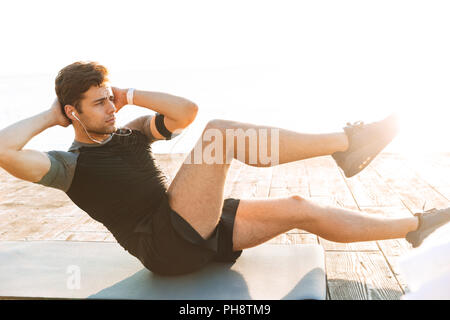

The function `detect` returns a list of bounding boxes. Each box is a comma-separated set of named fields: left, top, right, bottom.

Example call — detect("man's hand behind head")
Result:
left=111, top=87, right=128, bottom=113
left=50, top=98, right=71, bottom=128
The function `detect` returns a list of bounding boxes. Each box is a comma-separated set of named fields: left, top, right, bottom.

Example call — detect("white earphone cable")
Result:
left=72, top=112, right=104, bottom=144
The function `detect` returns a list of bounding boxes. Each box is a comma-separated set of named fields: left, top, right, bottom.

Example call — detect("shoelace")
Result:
left=346, top=120, right=365, bottom=128
left=413, top=202, right=439, bottom=229
left=420, top=200, right=438, bottom=214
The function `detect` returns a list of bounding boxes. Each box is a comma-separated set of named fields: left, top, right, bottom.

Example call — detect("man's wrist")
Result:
left=45, top=108, right=62, bottom=128
left=127, top=88, right=135, bottom=105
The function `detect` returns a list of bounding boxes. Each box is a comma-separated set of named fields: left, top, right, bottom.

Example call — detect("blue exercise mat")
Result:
left=0, top=241, right=326, bottom=300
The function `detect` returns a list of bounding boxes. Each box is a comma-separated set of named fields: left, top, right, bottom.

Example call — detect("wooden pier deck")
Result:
left=0, top=152, right=449, bottom=300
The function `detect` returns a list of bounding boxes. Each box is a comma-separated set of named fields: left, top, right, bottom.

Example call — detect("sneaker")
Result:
left=332, top=113, right=399, bottom=178
left=405, top=207, right=450, bottom=248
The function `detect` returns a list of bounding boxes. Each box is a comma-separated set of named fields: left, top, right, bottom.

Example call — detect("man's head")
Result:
left=55, top=61, right=117, bottom=138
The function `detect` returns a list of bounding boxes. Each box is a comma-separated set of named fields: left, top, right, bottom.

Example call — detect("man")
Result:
left=0, top=61, right=448, bottom=276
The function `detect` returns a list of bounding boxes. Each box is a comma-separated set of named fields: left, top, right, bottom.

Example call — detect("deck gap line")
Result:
left=372, top=166, right=417, bottom=216
left=336, top=165, right=361, bottom=211
left=375, top=240, right=406, bottom=295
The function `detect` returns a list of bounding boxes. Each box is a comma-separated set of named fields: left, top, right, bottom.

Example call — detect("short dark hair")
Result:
left=55, top=61, right=109, bottom=123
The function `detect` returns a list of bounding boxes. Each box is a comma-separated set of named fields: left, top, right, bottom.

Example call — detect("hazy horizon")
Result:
left=1, top=0, right=449, bottom=156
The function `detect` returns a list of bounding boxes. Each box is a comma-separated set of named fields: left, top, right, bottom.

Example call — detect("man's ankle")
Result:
left=337, top=132, right=349, bottom=152
left=413, top=216, right=420, bottom=231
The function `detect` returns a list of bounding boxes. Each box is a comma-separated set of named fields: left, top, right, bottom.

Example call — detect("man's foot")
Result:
left=405, top=207, right=450, bottom=248
left=332, top=113, right=399, bottom=178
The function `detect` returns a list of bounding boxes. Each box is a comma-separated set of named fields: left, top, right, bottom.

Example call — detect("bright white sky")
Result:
left=0, top=0, right=449, bottom=154
left=0, top=0, right=449, bottom=75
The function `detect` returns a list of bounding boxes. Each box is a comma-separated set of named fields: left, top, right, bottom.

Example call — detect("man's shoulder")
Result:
left=124, top=115, right=157, bottom=143
left=47, top=150, right=79, bottom=163
left=33, top=150, right=79, bottom=192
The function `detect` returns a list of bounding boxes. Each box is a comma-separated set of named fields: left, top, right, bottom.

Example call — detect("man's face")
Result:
left=76, top=84, right=117, bottom=134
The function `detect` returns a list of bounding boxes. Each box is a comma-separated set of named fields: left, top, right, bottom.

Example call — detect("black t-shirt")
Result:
left=34, top=115, right=157, bottom=191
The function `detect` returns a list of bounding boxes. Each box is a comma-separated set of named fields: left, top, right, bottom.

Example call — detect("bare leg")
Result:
left=167, top=118, right=416, bottom=247
left=167, top=119, right=349, bottom=239
left=232, top=195, right=419, bottom=251
left=193, top=119, right=349, bottom=166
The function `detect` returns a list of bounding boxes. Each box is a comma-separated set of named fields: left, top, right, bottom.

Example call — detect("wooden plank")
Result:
left=319, top=239, right=378, bottom=252
left=269, top=161, right=309, bottom=197
left=337, top=156, right=418, bottom=293
left=0, top=213, right=53, bottom=240
left=435, top=187, right=450, bottom=201
left=372, top=154, right=449, bottom=212
left=377, top=239, right=411, bottom=291
left=304, top=156, right=359, bottom=210
left=53, top=231, right=112, bottom=241
left=402, top=154, right=450, bottom=201
left=228, top=162, right=273, bottom=199
left=223, top=160, right=245, bottom=198
left=154, top=153, right=186, bottom=185
left=404, top=154, right=450, bottom=188
left=343, top=166, right=405, bottom=208
left=326, top=251, right=403, bottom=300
left=0, top=213, right=92, bottom=241
left=268, top=233, right=318, bottom=245
left=25, top=216, right=88, bottom=241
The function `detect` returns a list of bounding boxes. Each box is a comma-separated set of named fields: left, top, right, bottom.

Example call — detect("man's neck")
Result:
left=74, top=131, right=112, bottom=144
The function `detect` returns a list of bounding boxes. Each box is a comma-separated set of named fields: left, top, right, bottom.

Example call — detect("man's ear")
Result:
left=64, top=105, right=76, bottom=122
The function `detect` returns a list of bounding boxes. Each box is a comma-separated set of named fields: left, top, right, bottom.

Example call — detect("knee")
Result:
left=205, top=119, right=230, bottom=131
left=197, top=119, right=232, bottom=163
left=290, top=193, right=305, bottom=203
left=289, top=193, right=308, bottom=214
left=289, top=193, right=315, bottom=225
left=203, top=119, right=232, bottom=149
left=202, top=119, right=227, bottom=145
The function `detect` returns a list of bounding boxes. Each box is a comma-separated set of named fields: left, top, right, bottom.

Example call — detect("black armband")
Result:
left=155, top=113, right=174, bottom=140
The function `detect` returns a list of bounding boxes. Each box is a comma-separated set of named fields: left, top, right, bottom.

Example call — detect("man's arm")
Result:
left=0, top=99, right=69, bottom=182
left=113, top=88, right=198, bottom=140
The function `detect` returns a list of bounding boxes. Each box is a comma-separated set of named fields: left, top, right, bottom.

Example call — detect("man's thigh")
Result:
left=232, top=195, right=312, bottom=251
left=167, top=159, right=231, bottom=240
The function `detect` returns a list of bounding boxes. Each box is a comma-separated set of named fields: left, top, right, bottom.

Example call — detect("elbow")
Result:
left=0, top=148, right=7, bottom=166
left=183, top=102, right=199, bottom=126
left=191, top=102, right=199, bottom=120
left=188, top=102, right=199, bottom=118
left=169, top=102, right=198, bottom=129
left=0, top=149, right=14, bottom=169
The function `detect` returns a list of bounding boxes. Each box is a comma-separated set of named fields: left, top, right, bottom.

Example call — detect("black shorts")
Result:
left=133, top=197, right=243, bottom=276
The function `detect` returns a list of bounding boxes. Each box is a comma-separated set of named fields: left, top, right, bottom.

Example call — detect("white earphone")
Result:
left=70, top=111, right=131, bottom=144
left=71, top=111, right=79, bottom=120
left=71, top=111, right=104, bottom=144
